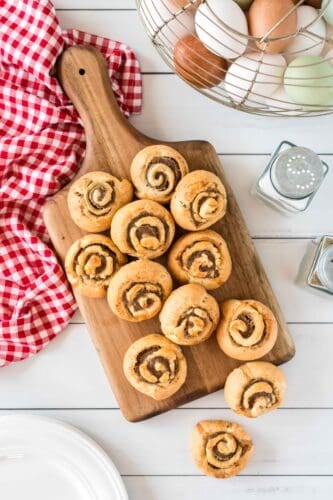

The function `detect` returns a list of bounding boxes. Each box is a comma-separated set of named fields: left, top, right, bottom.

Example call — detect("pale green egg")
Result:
left=284, top=55, right=333, bottom=108
left=234, top=0, right=253, bottom=9
left=323, top=0, right=333, bottom=26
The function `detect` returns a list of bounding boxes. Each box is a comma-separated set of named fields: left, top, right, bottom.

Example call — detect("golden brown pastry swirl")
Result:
left=168, top=230, right=232, bottom=290
left=178, top=307, right=212, bottom=336
left=182, top=241, right=221, bottom=279
left=65, top=234, right=127, bottom=298
left=130, top=145, right=189, bottom=203
left=107, top=260, right=173, bottom=322
left=171, top=170, right=227, bottom=231
left=67, top=171, right=133, bottom=232
left=111, top=200, right=175, bottom=259
left=160, top=284, right=220, bottom=345
left=217, top=299, right=278, bottom=361
left=241, top=378, right=277, bottom=414
left=123, top=334, right=187, bottom=400
left=190, top=188, right=224, bottom=227
left=224, top=361, right=286, bottom=418
left=84, top=179, right=115, bottom=214
left=191, top=420, right=253, bottom=478
left=134, top=345, right=178, bottom=386
left=123, top=282, right=164, bottom=322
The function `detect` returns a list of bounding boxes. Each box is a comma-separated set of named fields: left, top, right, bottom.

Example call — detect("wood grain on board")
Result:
left=43, top=46, right=295, bottom=421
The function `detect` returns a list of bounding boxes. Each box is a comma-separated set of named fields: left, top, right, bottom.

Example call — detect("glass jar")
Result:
left=307, top=235, right=333, bottom=296
left=254, top=141, right=329, bottom=214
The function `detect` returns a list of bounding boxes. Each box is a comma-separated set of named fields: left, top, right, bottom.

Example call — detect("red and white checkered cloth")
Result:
left=0, top=0, right=142, bottom=366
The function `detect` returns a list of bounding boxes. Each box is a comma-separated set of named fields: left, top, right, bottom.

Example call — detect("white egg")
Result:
left=265, top=86, right=300, bottom=115
left=285, top=6, right=326, bottom=60
left=225, top=53, right=286, bottom=107
left=195, top=0, right=248, bottom=60
left=324, top=47, right=333, bottom=64
left=323, top=0, right=333, bottom=26
left=322, top=23, right=333, bottom=55
left=140, top=0, right=195, bottom=45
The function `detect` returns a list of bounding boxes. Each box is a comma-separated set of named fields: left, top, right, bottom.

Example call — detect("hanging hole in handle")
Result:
left=79, top=68, right=86, bottom=76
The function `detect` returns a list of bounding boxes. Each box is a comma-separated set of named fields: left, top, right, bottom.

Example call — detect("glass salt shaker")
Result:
left=306, top=236, right=333, bottom=296
left=254, top=141, right=329, bottom=214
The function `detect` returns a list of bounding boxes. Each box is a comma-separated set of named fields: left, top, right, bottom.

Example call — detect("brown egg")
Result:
left=171, top=0, right=202, bottom=10
left=248, top=0, right=297, bottom=54
left=173, top=34, right=227, bottom=88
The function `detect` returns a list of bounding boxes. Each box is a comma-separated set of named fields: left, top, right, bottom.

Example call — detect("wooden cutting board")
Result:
left=43, top=46, right=295, bottom=422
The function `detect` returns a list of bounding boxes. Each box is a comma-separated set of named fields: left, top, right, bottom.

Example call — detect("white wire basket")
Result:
left=137, top=0, right=333, bottom=117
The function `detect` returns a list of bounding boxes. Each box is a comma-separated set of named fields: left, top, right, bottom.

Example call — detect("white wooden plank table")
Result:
left=2, top=1, right=333, bottom=498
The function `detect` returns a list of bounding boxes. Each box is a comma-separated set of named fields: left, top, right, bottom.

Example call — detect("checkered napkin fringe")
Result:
left=0, top=0, right=142, bottom=366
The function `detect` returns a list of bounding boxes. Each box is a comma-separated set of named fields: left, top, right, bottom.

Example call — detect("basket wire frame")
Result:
left=137, top=0, right=333, bottom=117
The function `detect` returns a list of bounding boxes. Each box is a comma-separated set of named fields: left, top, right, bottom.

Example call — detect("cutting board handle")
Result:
left=57, top=45, right=145, bottom=173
